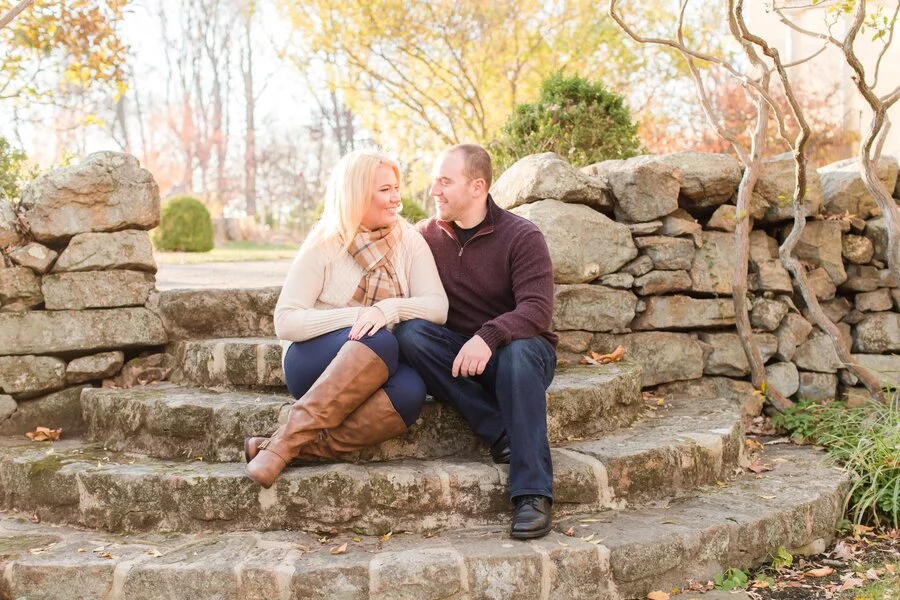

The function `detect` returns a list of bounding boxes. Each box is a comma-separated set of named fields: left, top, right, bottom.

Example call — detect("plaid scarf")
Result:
left=347, top=223, right=405, bottom=306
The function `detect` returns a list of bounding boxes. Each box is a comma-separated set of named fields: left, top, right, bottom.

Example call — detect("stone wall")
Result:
left=0, top=153, right=168, bottom=434
left=493, top=151, right=900, bottom=404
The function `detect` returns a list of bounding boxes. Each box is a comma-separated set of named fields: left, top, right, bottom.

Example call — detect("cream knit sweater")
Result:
left=274, top=221, right=448, bottom=347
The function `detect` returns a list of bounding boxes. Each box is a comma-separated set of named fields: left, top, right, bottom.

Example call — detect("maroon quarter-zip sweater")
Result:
left=417, top=196, right=558, bottom=352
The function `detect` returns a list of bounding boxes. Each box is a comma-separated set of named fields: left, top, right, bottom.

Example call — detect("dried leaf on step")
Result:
left=831, top=540, right=857, bottom=560
left=563, top=527, right=575, bottom=536
left=330, top=543, right=348, bottom=555
left=381, top=531, right=392, bottom=543
left=25, top=427, right=62, bottom=442
left=744, top=438, right=764, bottom=453
left=747, top=459, right=774, bottom=474
left=590, top=346, right=625, bottom=364
left=805, top=566, right=834, bottom=578
left=29, top=513, right=40, bottom=523
left=647, top=591, right=670, bottom=600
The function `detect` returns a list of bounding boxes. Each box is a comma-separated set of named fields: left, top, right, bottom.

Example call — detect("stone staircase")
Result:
left=0, top=293, right=849, bottom=599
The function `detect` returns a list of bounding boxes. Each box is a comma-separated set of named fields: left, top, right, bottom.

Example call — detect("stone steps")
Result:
left=2, top=395, right=742, bottom=536
left=0, top=444, right=846, bottom=600
left=82, top=363, right=644, bottom=463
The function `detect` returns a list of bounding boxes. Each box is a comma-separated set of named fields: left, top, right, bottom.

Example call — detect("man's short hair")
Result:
left=446, top=144, right=493, bottom=190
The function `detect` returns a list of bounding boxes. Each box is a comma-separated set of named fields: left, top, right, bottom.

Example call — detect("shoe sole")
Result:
left=509, top=522, right=553, bottom=539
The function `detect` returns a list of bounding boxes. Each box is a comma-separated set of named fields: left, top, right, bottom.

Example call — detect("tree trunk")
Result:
left=242, top=10, right=257, bottom=217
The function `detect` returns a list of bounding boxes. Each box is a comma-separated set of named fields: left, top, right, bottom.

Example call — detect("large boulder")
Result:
left=840, top=265, right=880, bottom=292
left=604, top=156, right=681, bottom=222
left=591, top=331, right=705, bottom=387
left=853, top=312, right=900, bottom=353
left=0, top=308, right=166, bottom=355
left=7, top=242, right=57, bottom=274
left=850, top=354, right=900, bottom=389
left=553, top=285, right=637, bottom=332
left=690, top=231, right=735, bottom=295
left=512, top=200, right=636, bottom=283
left=18, top=152, right=160, bottom=244
left=750, top=155, right=824, bottom=223
left=0, top=200, right=21, bottom=249
left=152, top=288, right=278, bottom=340
left=0, top=355, right=66, bottom=398
left=52, top=230, right=156, bottom=273
left=656, top=152, right=742, bottom=212
left=42, top=270, right=155, bottom=310
left=491, top=153, right=611, bottom=211
left=699, top=332, right=777, bottom=377
left=856, top=289, right=892, bottom=312
left=630, top=295, right=735, bottom=330
left=634, top=236, right=695, bottom=270
left=818, top=155, right=899, bottom=218
left=797, top=372, right=838, bottom=402
left=654, top=377, right=762, bottom=417
left=0, top=266, right=42, bottom=311
left=788, top=220, right=847, bottom=285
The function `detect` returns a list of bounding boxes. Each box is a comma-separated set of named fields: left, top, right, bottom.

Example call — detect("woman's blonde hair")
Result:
left=303, top=149, right=401, bottom=251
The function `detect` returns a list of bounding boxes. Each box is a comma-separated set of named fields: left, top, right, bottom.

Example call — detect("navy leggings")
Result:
left=283, top=328, right=426, bottom=427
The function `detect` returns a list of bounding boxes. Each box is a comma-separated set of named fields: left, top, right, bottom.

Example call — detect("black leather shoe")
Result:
left=510, top=495, right=553, bottom=539
left=490, top=432, right=510, bottom=464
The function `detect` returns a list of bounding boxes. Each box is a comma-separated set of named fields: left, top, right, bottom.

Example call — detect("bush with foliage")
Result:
left=152, top=195, right=215, bottom=252
left=0, top=136, right=28, bottom=204
left=489, top=72, right=643, bottom=174
left=773, top=398, right=899, bottom=529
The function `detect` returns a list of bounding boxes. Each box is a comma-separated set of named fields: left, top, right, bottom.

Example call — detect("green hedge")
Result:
left=152, top=195, right=214, bottom=252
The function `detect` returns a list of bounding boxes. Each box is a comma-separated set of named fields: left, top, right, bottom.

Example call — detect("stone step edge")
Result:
left=2, top=397, right=741, bottom=537
left=0, top=445, right=848, bottom=600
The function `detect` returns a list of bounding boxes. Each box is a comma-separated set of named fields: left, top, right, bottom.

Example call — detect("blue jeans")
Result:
left=283, top=328, right=426, bottom=427
left=394, top=319, right=556, bottom=501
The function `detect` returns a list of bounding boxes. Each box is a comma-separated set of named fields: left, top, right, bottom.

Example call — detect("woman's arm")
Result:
left=273, top=243, right=360, bottom=342
left=375, top=229, right=448, bottom=325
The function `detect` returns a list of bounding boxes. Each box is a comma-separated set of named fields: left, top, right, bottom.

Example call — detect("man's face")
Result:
left=430, top=150, right=472, bottom=223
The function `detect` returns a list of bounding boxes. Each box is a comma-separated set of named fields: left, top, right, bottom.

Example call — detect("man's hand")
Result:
left=452, top=335, right=492, bottom=377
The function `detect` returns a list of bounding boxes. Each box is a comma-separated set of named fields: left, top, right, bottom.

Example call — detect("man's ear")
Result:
left=471, top=177, right=486, bottom=195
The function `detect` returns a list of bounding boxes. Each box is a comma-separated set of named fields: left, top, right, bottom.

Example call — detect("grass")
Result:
left=154, top=241, right=298, bottom=264
left=773, top=397, right=900, bottom=529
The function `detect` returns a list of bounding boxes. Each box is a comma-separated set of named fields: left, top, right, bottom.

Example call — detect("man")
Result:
left=395, top=144, right=557, bottom=539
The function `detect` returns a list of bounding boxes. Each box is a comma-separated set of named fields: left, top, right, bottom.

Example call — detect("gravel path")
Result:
left=155, top=260, right=292, bottom=290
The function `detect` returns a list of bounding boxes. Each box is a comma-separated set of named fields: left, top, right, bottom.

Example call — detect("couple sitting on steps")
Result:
left=244, top=144, right=558, bottom=540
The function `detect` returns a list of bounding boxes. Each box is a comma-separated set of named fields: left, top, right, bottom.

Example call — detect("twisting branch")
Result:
left=872, top=1, right=900, bottom=89
left=0, top=0, right=34, bottom=30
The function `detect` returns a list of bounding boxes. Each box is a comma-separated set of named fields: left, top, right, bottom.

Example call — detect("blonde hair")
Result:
left=303, top=149, right=401, bottom=251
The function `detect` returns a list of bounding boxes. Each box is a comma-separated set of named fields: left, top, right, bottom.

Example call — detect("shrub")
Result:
left=489, top=72, right=643, bottom=174
left=773, top=398, right=900, bottom=529
left=152, top=195, right=215, bottom=252
left=0, top=136, right=28, bottom=204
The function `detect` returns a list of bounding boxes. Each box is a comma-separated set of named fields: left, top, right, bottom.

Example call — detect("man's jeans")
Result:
left=394, top=319, right=556, bottom=501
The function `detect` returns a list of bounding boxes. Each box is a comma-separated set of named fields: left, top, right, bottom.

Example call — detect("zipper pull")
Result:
left=458, top=246, right=464, bottom=257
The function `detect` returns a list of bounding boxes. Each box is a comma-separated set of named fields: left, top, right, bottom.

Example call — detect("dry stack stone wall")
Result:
left=0, top=152, right=168, bottom=434
left=493, top=151, right=900, bottom=404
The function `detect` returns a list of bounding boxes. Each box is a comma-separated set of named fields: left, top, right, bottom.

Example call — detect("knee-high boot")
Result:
left=245, top=389, right=409, bottom=464
left=245, top=341, right=389, bottom=488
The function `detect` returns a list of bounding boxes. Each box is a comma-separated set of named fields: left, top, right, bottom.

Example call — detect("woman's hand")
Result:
left=349, top=306, right=388, bottom=340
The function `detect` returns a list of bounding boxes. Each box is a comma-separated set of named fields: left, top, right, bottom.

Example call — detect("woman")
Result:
left=245, top=149, right=448, bottom=488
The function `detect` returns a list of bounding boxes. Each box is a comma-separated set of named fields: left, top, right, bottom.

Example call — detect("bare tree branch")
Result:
left=0, top=0, right=33, bottom=30
left=872, top=0, right=900, bottom=89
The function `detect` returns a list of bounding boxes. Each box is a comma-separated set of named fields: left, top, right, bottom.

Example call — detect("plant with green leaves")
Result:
left=0, top=135, right=27, bottom=204
left=773, top=397, right=900, bottom=529
left=489, top=72, right=643, bottom=174
left=152, top=195, right=215, bottom=253
left=713, top=568, right=749, bottom=591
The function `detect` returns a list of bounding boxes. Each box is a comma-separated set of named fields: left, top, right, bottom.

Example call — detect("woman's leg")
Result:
left=297, top=363, right=427, bottom=460
left=246, top=329, right=398, bottom=487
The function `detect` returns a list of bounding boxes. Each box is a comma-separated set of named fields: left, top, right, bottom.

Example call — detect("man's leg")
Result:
left=480, top=336, right=557, bottom=502
left=394, top=319, right=506, bottom=447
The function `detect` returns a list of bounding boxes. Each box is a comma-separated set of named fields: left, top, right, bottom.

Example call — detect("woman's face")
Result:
left=360, top=164, right=401, bottom=231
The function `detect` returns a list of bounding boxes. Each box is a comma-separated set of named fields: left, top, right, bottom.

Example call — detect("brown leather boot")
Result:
left=245, top=341, right=389, bottom=488
left=244, top=389, right=409, bottom=463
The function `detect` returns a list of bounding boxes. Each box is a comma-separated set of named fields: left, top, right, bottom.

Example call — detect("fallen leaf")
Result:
left=99, top=553, right=113, bottom=559
left=647, top=591, right=669, bottom=600
left=352, top=537, right=361, bottom=543
left=831, top=540, right=857, bottom=560
left=77, top=548, right=87, bottom=553
left=660, top=520, right=678, bottom=525
left=581, top=533, right=595, bottom=542
left=381, top=531, right=392, bottom=543
left=590, top=346, right=625, bottom=364
left=656, top=398, right=665, bottom=406
left=759, top=495, right=777, bottom=500
left=25, top=427, right=62, bottom=442
left=329, top=543, right=348, bottom=555
left=29, top=513, right=40, bottom=523
left=748, top=459, right=774, bottom=474
left=864, top=568, right=880, bottom=580
left=744, top=438, right=764, bottom=453
left=148, top=549, right=161, bottom=557
left=851, top=524, right=874, bottom=537
left=885, top=564, right=896, bottom=573
left=563, top=527, right=575, bottom=536
left=837, top=577, right=864, bottom=592
left=805, top=567, right=834, bottom=578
